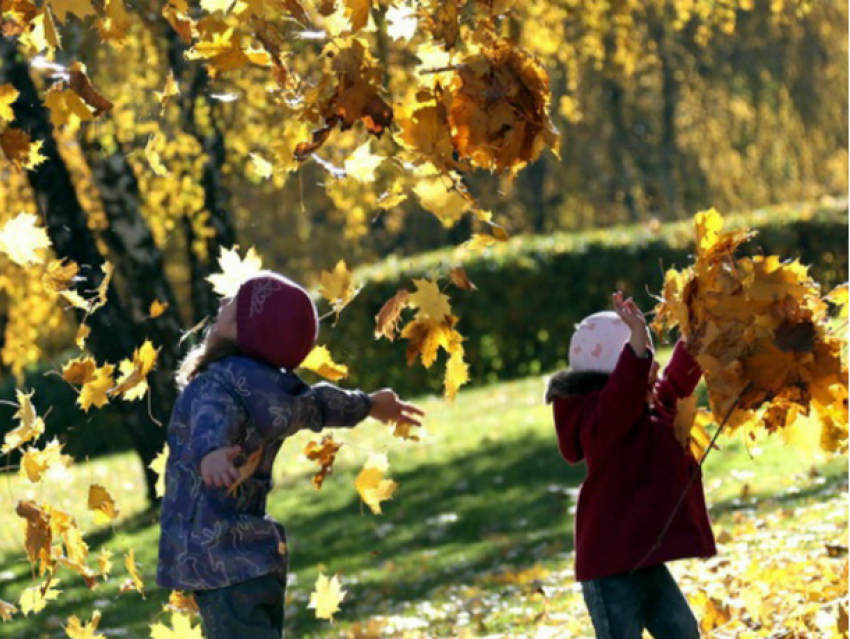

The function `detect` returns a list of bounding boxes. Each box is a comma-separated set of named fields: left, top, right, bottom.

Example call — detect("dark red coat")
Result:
left=548, top=341, right=716, bottom=581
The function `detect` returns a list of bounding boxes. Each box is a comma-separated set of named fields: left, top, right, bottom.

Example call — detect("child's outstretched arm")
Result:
left=299, top=384, right=424, bottom=433
left=653, top=340, right=703, bottom=412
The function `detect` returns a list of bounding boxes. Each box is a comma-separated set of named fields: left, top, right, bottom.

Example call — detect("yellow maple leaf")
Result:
left=386, top=2, right=417, bottom=41
left=43, top=258, right=80, bottom=293
left=355, top=453, right=398, bottom=515
left=44, top=85, right=94, bottom=129
left=448, top=266, right=477, bottom=291
left=0, top=127, right=46, bottom=171
left=119, top=549, right=145, bottom=597
left=25, top=8, right=62, bottom=54
left=149, top=299, right=169, bottom=318
left=444, top=346, right=469, bottom=400
left=826, top=283, right=848, bottom=318
left=391, top=421, right=419, bottom=441
left=15, top=500, right=52, bottom=570
left=149, top=612, right=204, bottom=639
left=112, top=340, right=159, bottom=401
left=308, top=573, right=346, bottom=621
left=98, top=548, right=112, bottom=577
left=409, top=278, right=451, bottom=321
left=165, top=590, right=199, bottom=616
left=344, top=140, right=384, bottom=182
left=20, top=439, right=73, bottom=483
left=88, top=484, right=120, bottom=525
left=303, top=435, right=343, bottom=489
left=206, top=245, right=263, bottom=297
left=200, top=0, right=237, bottom=14
left=0, top=84, right=19, bottom=122
left=225, top=446, right=264, bottom=497
left=47, top=0, right=95, bottom=23
left=0, top=212, right=51, bottom=266
left=145, top=133, right=168, bottom=176
left=149, top=444, right=169, bottom=498
left=64, top=610, right=103, bottom=639
left=0, top=598, right=17, bottom=621
left=300, top=345, right=349, bottom=381
left=319, top=259, right=355, bottom=311
left=18, top=579, right=61, bottom=616
left=374, top=289, right=410, bottom=340
left=412, top=175, right=471, bottom=227
left=2, top=390, right=45, bottom=454
left=96, top=0, right=131, bottom=45
left=63, top=356, right=97, bottom=385
left=248, top=152, right=273, bottom=180
left=76, top=324, right=90, bottom=349
left=154, top=71, right=180, bottom=113
left=78, top=363, right=115, bottom=411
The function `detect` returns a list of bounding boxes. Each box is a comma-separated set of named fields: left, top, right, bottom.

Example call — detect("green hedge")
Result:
left=321, top=201, right=848, bottom=398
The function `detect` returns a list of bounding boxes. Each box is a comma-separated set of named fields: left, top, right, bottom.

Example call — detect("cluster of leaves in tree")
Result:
left=654, top=209, right=848, bottom=455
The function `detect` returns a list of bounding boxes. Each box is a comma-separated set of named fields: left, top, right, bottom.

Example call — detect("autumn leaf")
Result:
left=47, top=0, right=95, bottom=23
left=145, top=133, right=168, bottom=176
left=95, top=0, right=131, bottom=45
left=300, top=345, right=349, bottom=381
left=319, top=259, right=356, bottom=317
left=385, top=2, right=417, bottom=41
left=78, top=363, right=115, bottom=411
left=309, top=573, right=346, bottom=621
left=154, top=71, right=180, bottom=114
left=149, top=613, right=204, bottom=639
left=377, top=179, right=408, bottom=209
left=165, top=591, right=199, bottom=616
left=0, top=127, right=46, bottom=170
left=63, top=356, right=97, bottom=385
left=374, top=290, right=410, bottom=340
left=303, top=435, right=342, bottom=489
left=391, top=421, right=419, bottom=441
left=226, top=446, right=264, bottom=497
left=20, top=439, right=73, bottom=482
left=88, top=484, right=120, bottom=525
left=0, top=212, right=51, bottom=266
left=2, top=390, right=45, bottom=454
left=119, top=549, right=145, bottom=597
left=149, top=299, right=169, bottom=318
left=448, top=266, right=477, bottom=291
left=149, top=444, right=169, bottom=498
left=826, top=282, right=848, bottom=318
left=18, top=578, right=61, bottom=616
left=444, top=346, right=469, bottom=400
left=0, top=84, right=19, bottom=122
left=76, top=324, right=90, bottom=349
left=207, top=245, right=263, bottom=297
left=409, top=278, right=451, bottom=321
left=68, top=63, right=113, bottom=117
left=64, top=610, right=103, bottom=639
left=355, top=453, right=397, bottom=514
left=43, top=259, right=80, bottom=293
left=412, top=174, right=471, bottom=227
left=15, top=500, right=52, bottom=569
left=248, top=152, right=273, bottom=180
left=344, top=140, right=384, bottom=182
left=112, top=340, right=159, bottom=401
left=0, top=598, right=17, bottom=621
left=97, top=548, right=112, bottom=577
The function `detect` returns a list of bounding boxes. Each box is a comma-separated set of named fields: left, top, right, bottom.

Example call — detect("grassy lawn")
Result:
left=0, top=349, right=846, bottom=637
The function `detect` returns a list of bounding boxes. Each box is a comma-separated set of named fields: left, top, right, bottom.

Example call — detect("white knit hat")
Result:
left=569, top=311, right=632, bottom=373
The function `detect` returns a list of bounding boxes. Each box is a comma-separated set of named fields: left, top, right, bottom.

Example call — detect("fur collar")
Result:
left=545, top=369, right=610, bottom=403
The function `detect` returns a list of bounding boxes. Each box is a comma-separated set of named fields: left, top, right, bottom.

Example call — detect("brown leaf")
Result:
left=68, top=63, right=113, bottom=117
left=375, top=290, right=410, bottom=340
left=226, top=446, right=264, bottom=496
left=449, top=266, right=477, bottom=291
left=303, top=436, right=342, bottom=490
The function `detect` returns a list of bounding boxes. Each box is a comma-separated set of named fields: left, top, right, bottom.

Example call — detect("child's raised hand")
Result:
left=200, top=445, right=242, bottom=489
left=613, top=291, right=650, bottom=357
left=368, top=389, right=425, bottom=428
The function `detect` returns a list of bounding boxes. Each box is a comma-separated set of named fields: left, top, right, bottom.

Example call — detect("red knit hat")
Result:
left=235, top=272, right=318, bottom=369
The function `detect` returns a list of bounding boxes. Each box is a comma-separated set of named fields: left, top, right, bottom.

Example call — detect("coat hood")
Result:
left=546, top=368, right=610, bottom=463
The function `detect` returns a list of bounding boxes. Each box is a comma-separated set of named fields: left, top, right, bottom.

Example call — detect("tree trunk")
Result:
left=0, top=38, right=174, bottom=504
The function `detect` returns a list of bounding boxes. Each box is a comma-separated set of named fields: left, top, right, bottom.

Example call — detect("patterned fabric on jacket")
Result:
left=157, top=355, right=371, bottom=591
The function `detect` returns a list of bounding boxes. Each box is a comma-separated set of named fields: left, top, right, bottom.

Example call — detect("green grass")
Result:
left=0, top=350, right=846, bottom=637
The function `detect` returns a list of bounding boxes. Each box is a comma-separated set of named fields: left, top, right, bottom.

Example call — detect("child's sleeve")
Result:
left=298, top=383, right=372, bottom=432
left=653, top=341, right=702, bottom=412
left=587, top=343, right=654, bottom=448
left=188, top=377, right=248, bottom=467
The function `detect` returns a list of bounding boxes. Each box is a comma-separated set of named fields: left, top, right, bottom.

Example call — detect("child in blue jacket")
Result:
left=156, top=272, right=423, bottom=638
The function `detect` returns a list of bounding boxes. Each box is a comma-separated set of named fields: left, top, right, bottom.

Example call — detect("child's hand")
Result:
left=613, top=291, right=650, bottom=358
left=369, top=389, right=425, bottom=428
left=200, top=445, right=242, bottom=489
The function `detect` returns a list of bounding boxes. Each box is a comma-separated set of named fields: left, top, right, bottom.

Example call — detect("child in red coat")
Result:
left=545, top=292, right=716, bottom=639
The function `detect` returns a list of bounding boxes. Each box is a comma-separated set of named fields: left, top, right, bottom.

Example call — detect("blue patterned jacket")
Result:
left=156, top=355, right=371, bottom=591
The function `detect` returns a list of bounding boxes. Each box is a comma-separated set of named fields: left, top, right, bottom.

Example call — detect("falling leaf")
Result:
left=226, top=446, right=264, bottom=497
left=145, top=133, right=168, bottom=176
left=355, top=453, right=397, bottom=514
left=95, top=0, right=131, bottom=45
left=149, top=613, right=204, bottom=639
left=149, top=299, right=169, bottom=318
left=76, top=324, right=90, bottom=349
left=15, top=500, right=52, bottom=569
left=200, top=0, right=236, bottom=14
left=248, top=153, right=273, bottom=180
left=412, top=175, right=471, bottom=227
left=78, top=364, right=115, bottom=411
left=309, top=573, right=346, bottom=621
left=303, top=435, right=342, bottom=489
left=0, top=128, right=46, bottom=170
left=88, top=484, right=120, bottom=525
left=448, top=266, right=477, bottom=291
left=112, top=340, right=159, bottom=401
left=0, top=84, right=19, bottom=122
left=391, top=421, right=419, bottom=441
left=154, top=71, right=180, bottom=111
left=385, top=2, right=417, bottom=41
left=43, top=259, right=80, bottom=293
left=374, top=290, right=410, bottom=340
left=68, top=63, right=113, bottom=116
left=0, top=598, right=17, bottom=621
left=63, top=356, right=97, bottom=385
left=0, top=212, right=51, bottom=266
left=165, top=591, right=199, bottom=616
left=18, top=579, right=61, bottom=616
left=344, top=140, right=384, bottom=182
left=119, top=549, right=145, bottom=597
left=409, top=278, right=451, bottom=321
left=149, top=444, right=169, bottom=498
left=47, top=0, right=95, bottom=23
left=300, top=345, right=349, bottom=381
left=376, top=179, right=408, bottom=209
left=206, top=245, right=263, bottom=297
left=20, top=439, right=73, bottom=482
left=319, top=259, right=355, bottom=316
left=826, top=283, right=848, bottom=318
left=2, top=390, right=45, bottom=454
left=64, top=610, right=103, bottom=639
left=444, top=346, right=469, bottom=400
left=44, top=84, right=95, bottom=129
left=98, top=549, right=112, bottom=577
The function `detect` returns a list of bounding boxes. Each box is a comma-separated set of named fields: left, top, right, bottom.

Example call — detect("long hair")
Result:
left=176, top=328, right=243, bottom=390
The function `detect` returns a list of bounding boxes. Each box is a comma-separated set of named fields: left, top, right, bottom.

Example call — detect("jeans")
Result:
left=581, top=564, right=700, bottom=639
left=195, top=573, right=286, bottom=639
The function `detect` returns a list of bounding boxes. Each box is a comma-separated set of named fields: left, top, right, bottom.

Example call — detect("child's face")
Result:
left=211, top=296, right=238, bottom=343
